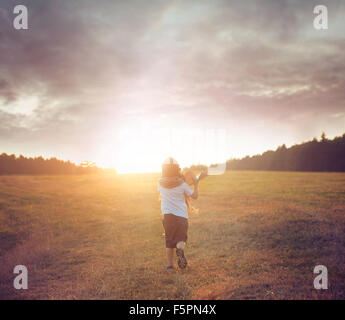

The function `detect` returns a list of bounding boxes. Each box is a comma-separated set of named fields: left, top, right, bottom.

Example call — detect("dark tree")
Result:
left=227, top=133, right=345, bottom=172
left=0, top=153, right=101, bottom=175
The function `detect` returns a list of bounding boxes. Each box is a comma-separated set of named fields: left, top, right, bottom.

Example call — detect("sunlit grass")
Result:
left=0, top=171, right=344, bottom=299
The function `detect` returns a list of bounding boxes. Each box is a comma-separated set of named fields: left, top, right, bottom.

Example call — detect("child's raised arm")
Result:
left=191, top=180, right=199, bottom=199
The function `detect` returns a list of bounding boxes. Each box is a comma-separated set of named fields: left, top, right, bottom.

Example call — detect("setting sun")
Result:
left=95, top=117, right=231, bottom=173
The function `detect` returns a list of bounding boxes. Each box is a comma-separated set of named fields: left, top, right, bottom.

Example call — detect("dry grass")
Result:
left=0, top=171, right=344, bottom=300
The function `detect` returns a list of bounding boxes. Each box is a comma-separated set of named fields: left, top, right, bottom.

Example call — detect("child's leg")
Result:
left=166, top=248, right=174, bottom=267
left=176, top=220, right=188, bottom=269
left=176, top=243, right=187, bottom=269
left=176, top=241, right=186, bottom=250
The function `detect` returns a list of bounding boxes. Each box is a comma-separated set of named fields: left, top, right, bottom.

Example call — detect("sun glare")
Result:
left=95, top=119, right=231, bottom=174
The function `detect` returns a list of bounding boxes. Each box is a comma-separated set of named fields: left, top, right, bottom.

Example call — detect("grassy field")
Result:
left=0, top=171, right=344, bottom=300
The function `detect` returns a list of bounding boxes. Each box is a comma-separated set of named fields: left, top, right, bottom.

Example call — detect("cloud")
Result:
left=0, top=0, right=344, bottom=162
left=0, top=79, right=15, bottom=103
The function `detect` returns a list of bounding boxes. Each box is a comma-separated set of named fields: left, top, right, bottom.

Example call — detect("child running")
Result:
left=158, top=157, right=204, bottom=270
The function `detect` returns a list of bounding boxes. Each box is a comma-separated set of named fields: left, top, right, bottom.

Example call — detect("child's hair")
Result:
left=162, top=164, right=181, bottom=177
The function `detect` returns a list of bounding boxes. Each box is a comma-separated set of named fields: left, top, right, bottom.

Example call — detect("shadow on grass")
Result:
left=211, top=218, right=345, bottom=299
left=240, top=219, right=344, bottom=257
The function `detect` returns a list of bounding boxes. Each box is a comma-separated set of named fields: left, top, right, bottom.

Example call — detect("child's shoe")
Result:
left=176, top=248, right=187, bottom=269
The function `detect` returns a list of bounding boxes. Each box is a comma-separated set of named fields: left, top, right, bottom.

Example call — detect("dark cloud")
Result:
left=0, top=79, right=16, bottom=103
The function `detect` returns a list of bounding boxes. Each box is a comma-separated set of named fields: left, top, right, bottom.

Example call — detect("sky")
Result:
left=0, top=0, right=344, bottom=172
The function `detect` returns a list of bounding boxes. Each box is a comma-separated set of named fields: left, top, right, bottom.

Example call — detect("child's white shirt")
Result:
left=158, top=182, right=193, bottom=219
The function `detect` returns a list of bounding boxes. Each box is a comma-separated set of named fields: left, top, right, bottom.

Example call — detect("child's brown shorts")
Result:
left=163, top=214, right=188, bottom=248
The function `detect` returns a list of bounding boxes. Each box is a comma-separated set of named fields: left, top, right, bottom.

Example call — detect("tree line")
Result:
left=0, top=154, right=101, bottom=175
left=226, top=133, right=345, bottom=172
left=1, top=132, right=344, bottom=174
